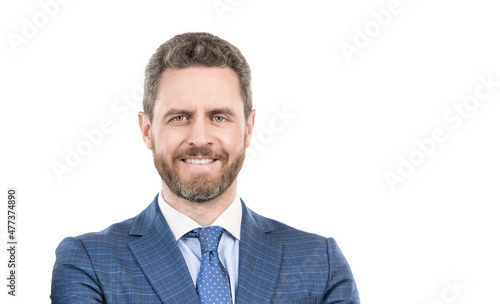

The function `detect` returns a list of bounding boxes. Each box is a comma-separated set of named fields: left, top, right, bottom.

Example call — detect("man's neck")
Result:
left=160, top=181, right=237, bottom=227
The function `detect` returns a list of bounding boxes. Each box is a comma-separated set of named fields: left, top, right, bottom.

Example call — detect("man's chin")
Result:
left=176, top=186, right=222, bottom=203
left=177, top=173, right=218, bottom=187
left=168, top=176, right=223, bottom=202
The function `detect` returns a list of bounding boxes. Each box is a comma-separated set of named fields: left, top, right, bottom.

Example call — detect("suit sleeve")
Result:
left=51, top=237, right=105, bottom=304
left=323, top=237, right=360, bottom=304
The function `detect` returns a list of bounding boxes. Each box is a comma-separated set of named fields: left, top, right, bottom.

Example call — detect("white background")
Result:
left=1, top=0, right=499, bottom=303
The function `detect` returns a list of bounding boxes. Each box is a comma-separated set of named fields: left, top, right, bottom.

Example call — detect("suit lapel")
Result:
left=128, top=196, right=200, bottom=304
left=236, top=201, right=283, bottom=303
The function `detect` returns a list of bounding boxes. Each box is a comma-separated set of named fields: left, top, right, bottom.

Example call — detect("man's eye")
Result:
left=213, top=116, right=225, bottom=123
left=172, top=115, right=186, bottom=122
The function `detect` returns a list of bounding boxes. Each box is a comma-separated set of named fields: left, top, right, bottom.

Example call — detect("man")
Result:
left=51, top=32, right=360, bottom=304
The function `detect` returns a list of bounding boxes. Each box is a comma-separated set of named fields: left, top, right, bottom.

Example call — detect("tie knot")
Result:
left=197, top=226, right=224, bottom=254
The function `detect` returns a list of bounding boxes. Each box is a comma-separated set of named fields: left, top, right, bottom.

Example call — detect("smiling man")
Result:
left=144, top=66, right=251, bottom=226
left=51, top=32, right=360, bottom=304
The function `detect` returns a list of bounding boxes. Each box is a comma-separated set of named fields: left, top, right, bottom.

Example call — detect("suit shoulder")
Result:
left=73, top=199, right=157, bottom=246
left=79, top=216, right=135, bottom=240
left=250, top=209, right=328, bottom=244
left=61, top=216, right=137, bottom=256
left=273, top=218, right=326, bottom=241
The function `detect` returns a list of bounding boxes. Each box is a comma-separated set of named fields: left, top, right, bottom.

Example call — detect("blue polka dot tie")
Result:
left=194, top=226, right=232, bottom=304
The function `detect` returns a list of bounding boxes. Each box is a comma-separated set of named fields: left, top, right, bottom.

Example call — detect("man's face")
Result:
left=140, top=67, right=255, bottom=202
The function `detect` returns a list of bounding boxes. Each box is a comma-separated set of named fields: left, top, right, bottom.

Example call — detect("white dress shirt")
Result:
left=157, top=192, right=241, bottom=302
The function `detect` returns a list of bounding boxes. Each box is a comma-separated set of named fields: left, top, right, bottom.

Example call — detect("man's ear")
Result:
left=138, top=112, right=153, bottom=150
left=244, top=109, right=256, bottom=148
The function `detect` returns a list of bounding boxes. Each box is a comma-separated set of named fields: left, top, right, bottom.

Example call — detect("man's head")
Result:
left=143, top=32, right=252, bottom=122
left=138, top=33, right=255, bottom=203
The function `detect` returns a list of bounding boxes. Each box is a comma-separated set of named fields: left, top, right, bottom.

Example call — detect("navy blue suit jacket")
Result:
left=51, top=195, right=360, bottom=303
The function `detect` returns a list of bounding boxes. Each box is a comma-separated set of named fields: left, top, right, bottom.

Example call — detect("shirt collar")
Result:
left=158, top=191, right=242, bottom=241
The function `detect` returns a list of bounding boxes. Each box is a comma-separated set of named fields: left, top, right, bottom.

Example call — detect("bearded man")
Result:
left=51, top=32, right=360, bottom=304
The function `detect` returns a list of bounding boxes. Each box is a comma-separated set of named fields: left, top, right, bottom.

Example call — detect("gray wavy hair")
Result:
left=143, top=32, right=252, bottom=121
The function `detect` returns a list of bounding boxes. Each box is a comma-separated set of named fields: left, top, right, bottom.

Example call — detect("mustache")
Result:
left=173, top=146, right=228, bottom=161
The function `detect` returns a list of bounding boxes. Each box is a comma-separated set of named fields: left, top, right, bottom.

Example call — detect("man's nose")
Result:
left=187, top=118, right=213, bottom=146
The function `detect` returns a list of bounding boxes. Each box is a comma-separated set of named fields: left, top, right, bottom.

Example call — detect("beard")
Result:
left=152, top=139, right=245, bottom=203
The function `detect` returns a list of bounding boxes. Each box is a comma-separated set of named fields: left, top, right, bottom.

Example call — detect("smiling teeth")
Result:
left=184, top=159, right=215, bottom=165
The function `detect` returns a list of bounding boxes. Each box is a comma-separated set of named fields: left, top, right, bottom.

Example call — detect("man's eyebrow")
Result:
left=162, top=107, right=238, bottom=120
left=162, top=109, right=194, bottom=120
left=207, top=107, right=237, bottom=117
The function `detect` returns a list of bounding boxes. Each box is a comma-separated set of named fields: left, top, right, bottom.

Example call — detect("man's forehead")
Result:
left=159, top=68, right=240, bottom=100
left=155, top=95, right=242, bottom=111
left=159, top=66, right=239, bottom=85
left=152, top=66, right=245, bottom=118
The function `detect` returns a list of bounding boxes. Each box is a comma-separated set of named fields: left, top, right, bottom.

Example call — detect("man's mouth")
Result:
left=182, top=158, right=216, bottom=165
